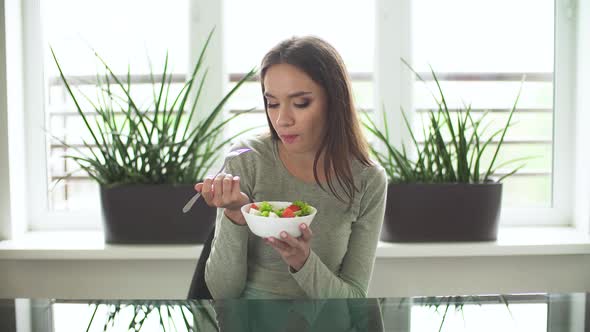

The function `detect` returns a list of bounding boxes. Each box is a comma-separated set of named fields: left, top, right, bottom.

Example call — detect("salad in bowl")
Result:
left=241, top=201, right=317, bottom=238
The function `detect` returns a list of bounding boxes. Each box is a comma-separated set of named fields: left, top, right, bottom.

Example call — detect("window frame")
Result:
left=376, top=0, right=575, bottom=226
left=22, top=0, right=223, bottom=230
left=15, top=0, right=578, bottom=230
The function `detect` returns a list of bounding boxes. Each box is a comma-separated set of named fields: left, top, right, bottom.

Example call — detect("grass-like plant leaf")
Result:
left=363, top=61, right=528, bottom=184
left=49, top=28, right=258, bottom=186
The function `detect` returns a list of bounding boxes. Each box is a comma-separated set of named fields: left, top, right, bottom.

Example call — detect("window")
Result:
left=18, top=0, right=573, bottom=230
left=223, top=0, right=376, bottom=140
left=376, top=0, right=573, bottom=226
left=411, top=0, right=554, bottom=209
left=26, top=0, right=189, bottom=228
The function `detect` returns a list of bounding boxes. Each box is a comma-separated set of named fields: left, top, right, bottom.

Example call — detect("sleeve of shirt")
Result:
left=204, top=146, right=254, bottom=299
left=289, top=165, right=388, bottom=298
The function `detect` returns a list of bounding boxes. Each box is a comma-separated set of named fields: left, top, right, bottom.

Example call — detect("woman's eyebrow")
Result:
left=264, top=91, right=312, bottom=98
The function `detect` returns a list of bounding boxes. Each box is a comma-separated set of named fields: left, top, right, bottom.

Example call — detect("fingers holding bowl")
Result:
left=299, top=223, right=312, bottom=242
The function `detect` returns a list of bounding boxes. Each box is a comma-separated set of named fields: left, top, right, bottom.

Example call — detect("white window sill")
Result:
left=1, top=226, right=589, bottom=260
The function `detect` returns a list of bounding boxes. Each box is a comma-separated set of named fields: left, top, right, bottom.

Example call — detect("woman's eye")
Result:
left=267, top=100, right=310, bottom=109
left=294, top=101, right=310, bottom=109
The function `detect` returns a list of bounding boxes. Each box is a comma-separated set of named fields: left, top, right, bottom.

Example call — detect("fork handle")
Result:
left=183, top=165, right=227, bottom=214
left=182, top=192, right=202, bottom=214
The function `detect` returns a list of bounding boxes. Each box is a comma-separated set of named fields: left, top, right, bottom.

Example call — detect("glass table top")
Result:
left=0, top=293, right=588, bottom=331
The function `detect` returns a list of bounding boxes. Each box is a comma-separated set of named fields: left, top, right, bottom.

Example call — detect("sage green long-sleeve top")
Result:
left=204, top=134, right=387, bottom=299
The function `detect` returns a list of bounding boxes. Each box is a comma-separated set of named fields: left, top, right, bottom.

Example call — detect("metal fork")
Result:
left=182, top=148, right=252, bottom=213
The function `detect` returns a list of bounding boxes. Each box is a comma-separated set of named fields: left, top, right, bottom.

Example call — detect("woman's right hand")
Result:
left=194, top=173, right=250, bottom=225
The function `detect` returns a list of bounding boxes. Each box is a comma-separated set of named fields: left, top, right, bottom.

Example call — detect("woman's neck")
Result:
left=277, top=141, right=328, bottom=182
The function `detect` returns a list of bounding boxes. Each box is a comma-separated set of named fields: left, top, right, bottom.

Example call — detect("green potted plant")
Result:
left=364, top=62, right=532, bottom=242
left=50, top=29, right=257, bottom=244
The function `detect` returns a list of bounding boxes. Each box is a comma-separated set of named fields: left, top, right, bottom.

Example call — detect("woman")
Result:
left=195, top=35, right=387, bottom=300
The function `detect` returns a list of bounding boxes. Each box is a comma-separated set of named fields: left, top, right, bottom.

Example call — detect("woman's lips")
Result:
left=281, top=135, right=299, bottom=144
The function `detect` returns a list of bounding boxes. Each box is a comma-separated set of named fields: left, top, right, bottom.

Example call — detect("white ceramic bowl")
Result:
left=241, top=201, right=317, bottom=238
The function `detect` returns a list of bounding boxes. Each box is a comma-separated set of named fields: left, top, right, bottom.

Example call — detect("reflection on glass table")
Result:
left=1, top=293, right=588, bottom=332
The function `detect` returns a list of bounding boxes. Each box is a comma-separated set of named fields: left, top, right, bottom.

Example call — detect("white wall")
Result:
left=574, top=0, right=590, bottom=235
left=0, top=255, right=588, bottom=299
left=0, top=0, right=12, bottom=241
left=1, top=0, right=28, bottom=241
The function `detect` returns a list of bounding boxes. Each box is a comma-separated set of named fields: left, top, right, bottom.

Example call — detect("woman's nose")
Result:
left=276, top=106, right=294, bottom=126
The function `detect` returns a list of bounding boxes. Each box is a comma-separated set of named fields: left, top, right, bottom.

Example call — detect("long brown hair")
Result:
left=260, top=36, right=373, bottom=207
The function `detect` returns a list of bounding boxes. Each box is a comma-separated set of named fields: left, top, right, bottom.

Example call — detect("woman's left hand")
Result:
left=265, top=223, right=313, bottom=272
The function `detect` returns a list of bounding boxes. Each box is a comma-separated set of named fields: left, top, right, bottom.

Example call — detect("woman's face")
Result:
left=263, top=63, right=328, bottom=156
